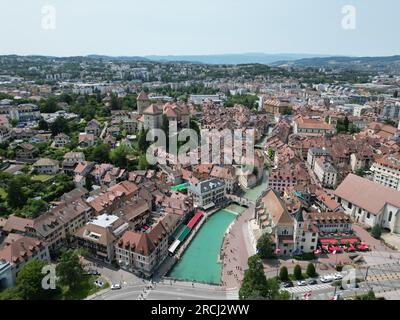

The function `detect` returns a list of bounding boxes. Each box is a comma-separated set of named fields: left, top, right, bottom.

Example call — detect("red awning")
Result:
left=340, top=237, right=359, bottom=244
left=320, top=238, right=338, bottom=245
left=187, top=211, right=203, bottom=229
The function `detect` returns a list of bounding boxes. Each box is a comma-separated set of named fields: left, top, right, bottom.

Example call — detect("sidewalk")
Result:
left=220, top=206, right=255, bottom=289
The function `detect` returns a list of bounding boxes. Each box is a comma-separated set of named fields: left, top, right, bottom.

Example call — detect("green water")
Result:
left=168, top=209, right=236, bottom=284
left=224, top=204, right=246, bottom=215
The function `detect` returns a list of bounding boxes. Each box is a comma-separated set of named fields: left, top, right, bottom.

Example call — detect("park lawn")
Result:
left=61, top=275, right=109, bottom=300
left=31, top=175, right=54, bottom=182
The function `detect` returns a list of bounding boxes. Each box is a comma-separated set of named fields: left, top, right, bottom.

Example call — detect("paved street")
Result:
left=91, top=281, right=229, bottom=300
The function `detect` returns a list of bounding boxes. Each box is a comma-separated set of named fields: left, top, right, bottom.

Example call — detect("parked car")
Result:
left=333, top=273, right=343, bottom=280
left=111, top=283, right=121, bottom=290
left=320, top=275, right=333, bottom=283
left=308, top=279, right=318, bottom=285
left=283, top=281, right=294, bottom=288
left=297, top=280, right=307, bottom=286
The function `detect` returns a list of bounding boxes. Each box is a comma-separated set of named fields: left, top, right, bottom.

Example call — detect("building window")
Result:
left=389, top=212, right=393, bottom=222
left=348, top=203, right=352, bottom=209
left=367, top=212, right=370, bottom=219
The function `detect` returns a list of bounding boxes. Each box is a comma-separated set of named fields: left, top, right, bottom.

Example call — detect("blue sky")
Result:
left=0, top=0, right=399, bottom=57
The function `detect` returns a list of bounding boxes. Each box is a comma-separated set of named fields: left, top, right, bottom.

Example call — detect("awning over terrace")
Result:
left=320, top=238, right=338, bottom=245
left=187, top=211, right=203, bottom=229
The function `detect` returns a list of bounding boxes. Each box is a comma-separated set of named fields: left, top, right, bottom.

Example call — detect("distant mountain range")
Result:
left=5, top=53, right=400, bottom=72
left=85, top=53, right=400, bottom=72
left=271, top=55, right=400, bottom=71
left=143, top=53, right=329, bottom=65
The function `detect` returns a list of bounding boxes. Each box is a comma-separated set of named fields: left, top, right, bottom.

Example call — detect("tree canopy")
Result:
left=256, top=233, right=275, bottom=259
left=56, top=249, right=85, bottom=292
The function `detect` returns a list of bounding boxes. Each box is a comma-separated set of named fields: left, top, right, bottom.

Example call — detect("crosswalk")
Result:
left=283, top=283, right=333, bottom=294
left=226, top=288, right=239, bottom=300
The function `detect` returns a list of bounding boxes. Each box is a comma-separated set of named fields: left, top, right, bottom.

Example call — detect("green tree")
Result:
left=59, top=93, right=73, bottom=104
left=87, top=143, right=110, bottom=163
left=37, top=118, right=49, bottom=131
left=138, top=128, right=149, bottom=154
left=50, top=117, right=70, bottom=136
left=294, top=264, right=302, bottom=280
left=0, top=287, right=21, bottom=300
left=40, top=97, right=59, bottom=113
left=56, top=249, right=85, bottom=292
left=16, top=260, right=52, bottom=300
left=343, top=116, right=350, bottom=131
left=7, top=178, right=28, bottom=209
left=267, top=147, right=274, bottom=161
left=10, top=119, right=18, bottom=127
left=239, top=255, right=269, bottom=300
left=256, top=233, right=275, bottom=259
left=355, top=168, right=366, bottom=177
left=109, top=145, right=128, bottom=168
left=19, top=199, right=47, bottom=218
left=282, top=107, right=292, bottom=116
left=267, top=277, right=291, bottom=300
left=138, top=154, right=149, bottom=170
left=371, top=224, right=382, bottom=239
left=279, top=266, right=289, bottom=281
left=110, top=94, right=121, bottom=110
left=306, top=263, right=317, bottom=278
left=349, top=124, right=360, bottom=134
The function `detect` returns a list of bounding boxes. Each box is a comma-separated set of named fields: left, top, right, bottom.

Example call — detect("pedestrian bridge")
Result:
left=226, top=194, right=255, bottom=207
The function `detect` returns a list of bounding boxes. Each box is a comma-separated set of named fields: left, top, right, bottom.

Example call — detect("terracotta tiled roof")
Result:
left=334, top=173, right=400, bottom=214
left=0, top=234, right=45, bottom=265
left=261, top=189, right=293, bottom=226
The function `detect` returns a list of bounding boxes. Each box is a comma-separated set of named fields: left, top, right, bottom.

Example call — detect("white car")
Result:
left=111, top=283, right=122, bottom=290
left=333, top=273, right=343, bottom=280
left=296, top=280, right=307, bottom=286
left=320, top=276, right=333, bottom=283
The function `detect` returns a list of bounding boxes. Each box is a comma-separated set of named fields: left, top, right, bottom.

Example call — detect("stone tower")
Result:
left=137, top=91, right=151, bottom=115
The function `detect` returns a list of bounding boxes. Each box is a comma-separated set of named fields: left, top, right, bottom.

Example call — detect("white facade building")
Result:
left=334, top=174, right=400, bottom=233
left=371, top=155, right=400, bottom=191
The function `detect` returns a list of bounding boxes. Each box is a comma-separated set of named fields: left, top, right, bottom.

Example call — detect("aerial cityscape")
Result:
left=0, top=1, right=400, bottom=310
